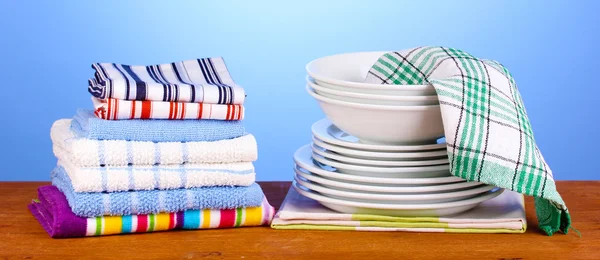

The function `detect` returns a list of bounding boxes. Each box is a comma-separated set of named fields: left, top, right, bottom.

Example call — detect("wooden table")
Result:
left=0, top=181, right=598, bottom=259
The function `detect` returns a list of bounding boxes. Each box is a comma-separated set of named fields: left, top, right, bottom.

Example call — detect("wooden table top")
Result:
left=0, top=181, right=598, bottom=259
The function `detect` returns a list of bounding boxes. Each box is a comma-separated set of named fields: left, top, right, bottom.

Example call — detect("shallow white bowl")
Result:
left=307, top=76, right=439, bottom=106
left=293, top=182, right=504, bottom=217
left=294, top=175, right=495, bottom=204
left=305, top=51, right=436, bottom=96
left=307, top=87, right=444, bottom=144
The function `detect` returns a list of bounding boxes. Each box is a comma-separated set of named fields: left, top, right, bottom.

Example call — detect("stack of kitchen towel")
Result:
left=28, top=57, right=275, bottom=238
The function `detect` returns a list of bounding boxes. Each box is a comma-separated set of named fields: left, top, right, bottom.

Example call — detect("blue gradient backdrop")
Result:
left=0, top=1, right=598, bottom=181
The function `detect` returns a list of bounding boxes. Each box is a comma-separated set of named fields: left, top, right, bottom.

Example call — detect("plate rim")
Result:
left=294, top=174, right=495, bottom=201
left=293, top=182, right=504, bottom=210
left=293, top=144, right=466, bottom=185
left=312, top=151, right=450, bottom=174
left=311, top=143, right=450, bottom=167
left=311, top=118, right=447, bottom=151
left=312, top=137, right=447, bottom=159
left=294, top=166, right=483, bottom=193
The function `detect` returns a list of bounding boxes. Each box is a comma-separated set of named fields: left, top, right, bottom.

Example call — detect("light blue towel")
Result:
left=71, top=109, right=247, bottom=142
left=51, top=166, right=264, bottom=217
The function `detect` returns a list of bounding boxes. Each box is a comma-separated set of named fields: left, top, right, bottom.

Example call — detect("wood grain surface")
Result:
left=0, top=181, right=598, bottom=260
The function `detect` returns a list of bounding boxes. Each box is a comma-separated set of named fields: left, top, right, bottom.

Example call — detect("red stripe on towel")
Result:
left=106, top=98, right=112, bottom=120
left=136, top=215, right=148, bottom=232
left=113, top=98, right=119, bottom=120
left=141, top=101, right=152, bottom=119
left=130, top=100, right=136, bottom=119
left=169, top=213, right=176, bottom=229
left=180, top=103, right=186, bottom=119
left=197, top=103, right=203, bottom=119
left=219, top=209, right=236, bottom=228
left=226, top=105, right=231, bottom=120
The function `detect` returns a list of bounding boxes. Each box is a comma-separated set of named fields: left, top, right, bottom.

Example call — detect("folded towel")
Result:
left=92, top=97, right=244, bottom=120
left=88, top=57, right=245, bottom=104
left=53, top=119, right=257, bottom=167
left=51, top=166, right=265, bottom=217
left=71, top=109, right=247, bottom=142
left=271, top=187, right=526, bottom=233
left=364, top=46, right=570, bottom=236
left=29, top=185, right=274, bottom=238
left=58, top=159, right=255, bottom=193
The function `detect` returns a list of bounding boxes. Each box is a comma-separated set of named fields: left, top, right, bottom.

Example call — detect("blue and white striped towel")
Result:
left=58, top=159, right=256, bottom=193
left=52, top=119, right=258, bottom=167
left=89, top=57, right=245, bottom=104
left=51, top=166, right=265, bottom=217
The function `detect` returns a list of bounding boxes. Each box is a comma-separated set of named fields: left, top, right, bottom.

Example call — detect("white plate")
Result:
left=313, top=137, right=447, bottom=161
left=294, top=175, right=496, bottom=204
left=312, top=152, right=450, bottom=178
left=307, top=76, right=439, bottom=106
left=312, top=143, right=449, bottom=167
left=293, top=182, right=504, bottom=217
left=293, top=144, right=466, bottom=185
left=294, top=167, right=483, bottom=194
left=312, top=118, right=447, bottom=152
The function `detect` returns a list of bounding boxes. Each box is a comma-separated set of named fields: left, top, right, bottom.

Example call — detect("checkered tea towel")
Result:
left=89, top=57, right=245, bottom=104
left=364, top=46, right=570, bottom=236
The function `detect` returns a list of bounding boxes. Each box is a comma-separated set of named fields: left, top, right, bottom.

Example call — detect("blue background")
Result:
left=0, top=0, right=598, bottom=181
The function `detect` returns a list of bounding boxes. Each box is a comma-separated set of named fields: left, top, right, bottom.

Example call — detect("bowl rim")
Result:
left=306, top=85, right=441, bottom=111
left=305, top=51, right=433, bottom=90
left=306, top=76, right=438, bottom=102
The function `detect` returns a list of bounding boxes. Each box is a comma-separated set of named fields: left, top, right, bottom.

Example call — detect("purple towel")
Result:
left=28, top=185, right=86, bottom=238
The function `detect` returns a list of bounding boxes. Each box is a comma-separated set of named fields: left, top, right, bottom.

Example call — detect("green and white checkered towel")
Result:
left=365, top=46, right=571, bottom=236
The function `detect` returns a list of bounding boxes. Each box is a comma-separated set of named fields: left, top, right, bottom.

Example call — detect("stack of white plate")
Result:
left=291, top=52, right=503, bottom=217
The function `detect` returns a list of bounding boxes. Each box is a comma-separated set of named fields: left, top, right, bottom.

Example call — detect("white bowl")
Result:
left=305, top=51, right=436, bottom=96
left=306, top=76, right=439, bottom=106
left=306, top=86, right=444, bottom=145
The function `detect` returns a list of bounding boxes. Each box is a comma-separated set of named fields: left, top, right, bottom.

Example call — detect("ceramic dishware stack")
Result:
left=289, top=51, right=505, bottom=218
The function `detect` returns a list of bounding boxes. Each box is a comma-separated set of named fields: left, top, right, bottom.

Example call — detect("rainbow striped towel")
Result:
left=29, top=185, right=275, bottom=238
left=271, top=187, right=526, bottom=233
